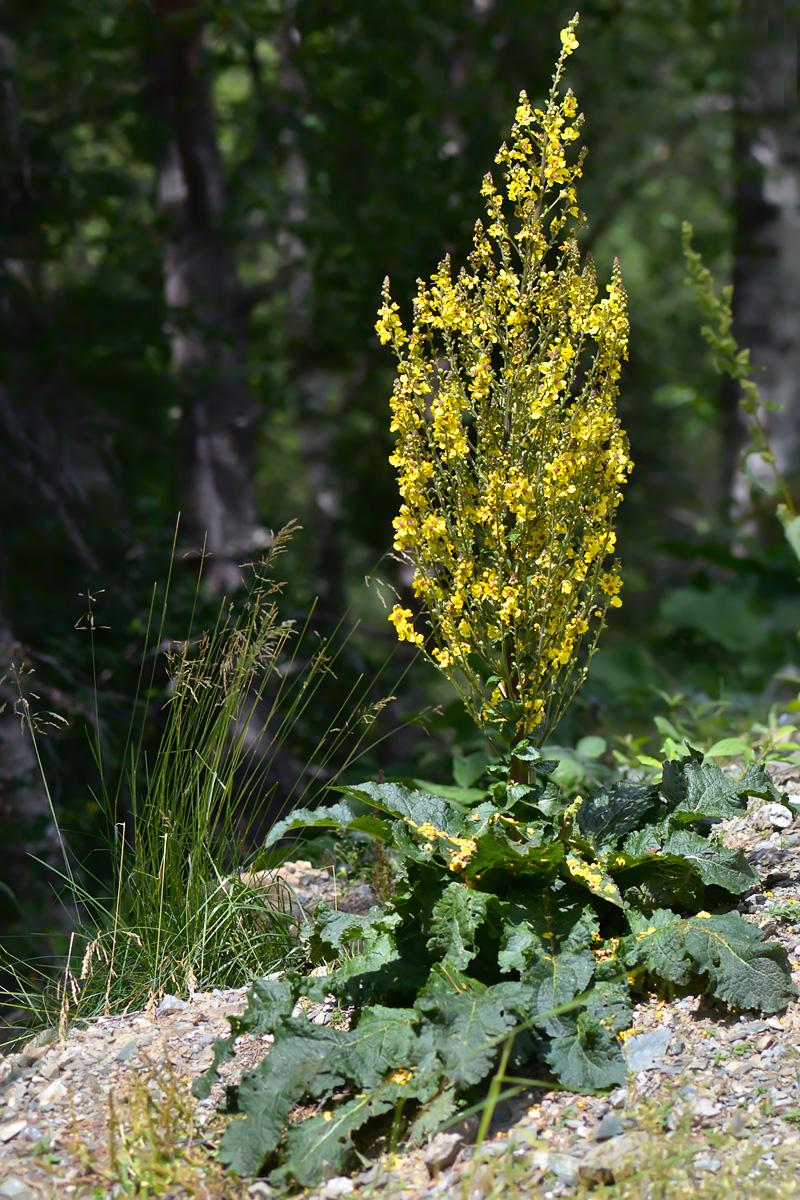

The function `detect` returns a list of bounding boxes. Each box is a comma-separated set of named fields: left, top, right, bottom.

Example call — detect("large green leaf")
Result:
left=264, top=798, right=391, bottom=847
left=623, top=908, right=696, bottom=986
left=564, top=849, right=624, bottom=907
left=576, top=780, right=660, bottom=855
left=546, top=1012, right=628, bottom=1091
left=274, top=1090, right=397, bottom=1188
left=664, top=758, right=748, bottom=824
left=340, top=781, right=464, bottom=838
left=660, top=829, right=758, bottom=895
left=498, top=891, right=597, bottom=973
left=522, top=950, right=596, bottom=1038
left=736, top=762, right=789, bottom=807
left=624, top=909, right=796, bottom=1012
left=413, top=990, right=517, bottom=1088
left=684, top=913, right=797, bottom=1013
left=426, top=882, right=488, bottom=972
left=306, top=901, right=400, bottom=958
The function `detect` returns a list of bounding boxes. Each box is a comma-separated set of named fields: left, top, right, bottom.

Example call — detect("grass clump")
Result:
left=6, top=522, right=386, bottom=1031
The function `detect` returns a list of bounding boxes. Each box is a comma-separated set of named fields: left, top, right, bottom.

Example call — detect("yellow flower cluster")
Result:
left=405, top=816, right=478, bottom=873
left=377, top=15, right=631, bottom=748
left=566, top=853, right=619, bottom=897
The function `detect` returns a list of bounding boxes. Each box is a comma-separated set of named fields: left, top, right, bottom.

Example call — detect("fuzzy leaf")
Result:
left=306, top=902, right=400, bottom=958
left=264, top=798, right=391, bottom=847
left=546, top=1012, right=628, bottom=1091
left=624, top=909, right=796, bottom=1011
left=623, top=908, right=696, bottom=985
left=736, top=762, right=789, bottom=806
left=684, top=913, right=797, bottom=1013
left=414, top=990, right=517, bottom=1087
left=523, top=950, right=596, bottom=1038
left=427, top=882, right=489, bottom=971
left=274, top=1090, right=397, bottom=1188
left=498, top=891, right=597, bottom=973
left=564, top=850, right=624, bottom=907
left=664, top=758, right=748, bottom=824
left=660, top=829, right=758, bottom=895
left=576, top=780, right=660, bottom=855
left=340, top=781, right=464, bottom=838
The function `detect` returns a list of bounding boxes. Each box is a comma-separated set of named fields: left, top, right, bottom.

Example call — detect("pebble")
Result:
left=155, top=994, right=189, bottom=1017
left=0, top=1121, right=26, bottom=1144
left=36, top=1079, right=67, bottom=1109
left=593, top=1112, right=624, bottom=1140
left=0, top=1179, right=39, bottom=1200
left=322, top=1179, right=355, bottom=1198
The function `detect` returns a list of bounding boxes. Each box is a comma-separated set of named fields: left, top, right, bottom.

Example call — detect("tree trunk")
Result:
left=728, top=2, right=800, bottom=522
left=151, top=1, right=264, bottom=596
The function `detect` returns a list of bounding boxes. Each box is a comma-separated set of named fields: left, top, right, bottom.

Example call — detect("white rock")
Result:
left=754, top=801, right=793, bottom=829
left=37, top=1079, right=67, bottom=1108
left=0, top=1120, right=26, bottom=1143
left=322, top=1179, right=354, bottom=1198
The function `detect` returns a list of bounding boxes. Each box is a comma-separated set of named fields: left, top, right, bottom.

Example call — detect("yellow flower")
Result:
left=379, top=14, right=629, bottom=748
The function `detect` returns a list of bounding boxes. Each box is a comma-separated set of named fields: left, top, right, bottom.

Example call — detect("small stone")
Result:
left=155, top=994, right=188, bottom=1017
left=609, top=1087, right=628, bottom=1109
left=37, top=1078, right=67, bottom=1108
left=593, top=1112, right=625, bottom=1141
left=321, top=1179, right=354, bottom=1198
left=246, top=1185, right=275, bottom=1200
left=694, top=1153, right=722, bottom=1173
left=422, top=1131, right=465, bottom=1175
left=723, top=1110, right=748, bottom=1136
left=0, top=1180, right=39, bottom=1200
left=533, top=1150, right=581, bottom=1186
left=0, top=1120, right=26, bottom=1143
left=623, top=1026, right=672, bottom=1072
left=690, top=1097, right=720, bottom=1121
left=115, top=1039, right=138, bottom=1063
left=578, top=1133, right=650, bottom=1185
left=754, top=802, right=793, bottom=830
left=38, top=1056, right=60, bottom=1081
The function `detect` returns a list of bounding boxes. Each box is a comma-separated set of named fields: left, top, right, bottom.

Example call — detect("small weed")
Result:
left=68, top=1058, right=240, bottom=1199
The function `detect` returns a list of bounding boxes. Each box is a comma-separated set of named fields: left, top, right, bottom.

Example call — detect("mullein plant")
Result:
left=377, top=15, right=631, bottom=758
left=196, top=23, right=794, bottom=1189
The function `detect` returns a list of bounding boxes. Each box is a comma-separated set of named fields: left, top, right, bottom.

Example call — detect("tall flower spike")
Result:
left=377, top=15, right=631, bottom=754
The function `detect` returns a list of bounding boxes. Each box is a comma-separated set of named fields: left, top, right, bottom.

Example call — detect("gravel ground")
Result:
left=2, top=768, right=800, bottom=1199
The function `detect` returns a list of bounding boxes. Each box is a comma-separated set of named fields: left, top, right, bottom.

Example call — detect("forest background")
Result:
left=1, top=0, right=798, bottom=1019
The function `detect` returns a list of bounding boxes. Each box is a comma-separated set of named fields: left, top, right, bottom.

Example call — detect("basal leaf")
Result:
left=582, top=963, right=633, bottom=1035
left=660, top=829, right=758, bottom=895
left=427, top=881, right=488, bottom=971
left=684, top=913, right=796, bottom=1013
left=218, top=1032, right=349, bottom=1176
left=622, top=908, right=696, bottom=986
left=274, top=1091, right=397, bottom=1188
left=414, top=990, right=517, bottom=1087
left=624, top=909, right=796, bottom=1012
left=523, top=950, right=596, bottom=1038
left=546, top=1012, right=628, bottom=1091
left=576, top=780, right=660, bottom=855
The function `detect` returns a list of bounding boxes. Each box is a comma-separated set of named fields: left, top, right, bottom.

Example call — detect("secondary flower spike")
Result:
left=377, top=14, right=632, bottom=751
